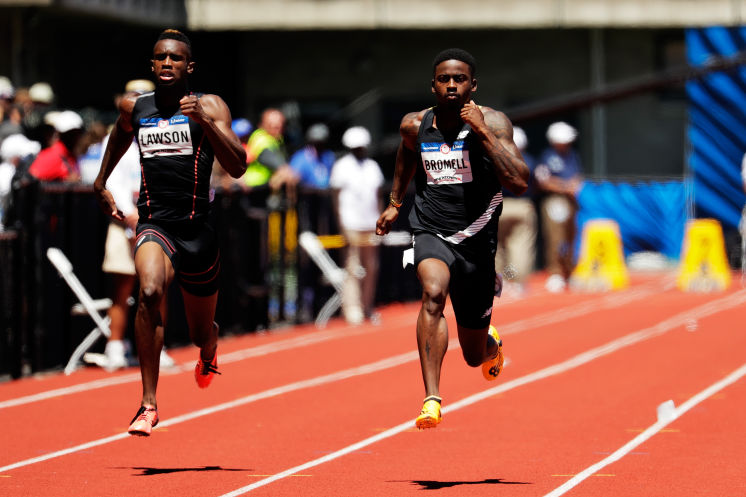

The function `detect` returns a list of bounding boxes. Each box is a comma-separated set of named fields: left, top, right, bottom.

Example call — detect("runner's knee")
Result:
left=421, top=281, right=447, bottom=314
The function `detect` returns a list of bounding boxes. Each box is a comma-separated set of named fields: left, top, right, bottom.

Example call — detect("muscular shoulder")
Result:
left=480, top=106, right=513, bottom=140
left=117, top=92, right=140, bottom=132
left=198, top=93, right=231, bottom=121
left=400, top=109, right=428, bottom=148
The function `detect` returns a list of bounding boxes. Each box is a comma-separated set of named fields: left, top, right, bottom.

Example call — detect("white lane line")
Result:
left=0, top=324, right=385, bottom=410
left=1, top=289, right=742, bottom=476
left=214, top=289, right=746, bottom=496
left=543, top=362, right=746, bottom=497
left=0, top=350, right=418, bottom=474
left=0, top=281, right=660, bottom=410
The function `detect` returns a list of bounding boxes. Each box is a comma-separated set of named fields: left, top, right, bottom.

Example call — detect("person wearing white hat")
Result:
left=28, top=109, right=84, bottom=182
left=495, top=126, right=537, bottom=296
left=535, top=121, right=584, bottom=292
left=330, top=125, right=384, bottom=325
left=0, top=133, right=41, bottom=229
left=375, top=48, right=529, bottom=429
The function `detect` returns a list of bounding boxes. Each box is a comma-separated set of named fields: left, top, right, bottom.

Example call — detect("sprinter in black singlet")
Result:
left=94, top=29, right=247, bottom=436
left=376, top=48, right=529, bottom=429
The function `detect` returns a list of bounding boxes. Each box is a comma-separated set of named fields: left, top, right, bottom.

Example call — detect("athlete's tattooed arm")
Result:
left=460, top=101, right=529, bottom=195
left=376, top=110, right=425, bottom=236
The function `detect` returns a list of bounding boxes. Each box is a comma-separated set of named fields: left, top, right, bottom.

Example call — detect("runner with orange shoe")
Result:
left=376, top=48, right=529, bottom=429
left=94, top=29, right=247, bottom=436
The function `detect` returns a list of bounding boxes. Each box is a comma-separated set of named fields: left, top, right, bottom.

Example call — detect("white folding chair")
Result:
left=46, top=247, right=113, bottom=375
left=299, top=230, right=412, bottom=328
left=298, top=232, right=348, bottom=328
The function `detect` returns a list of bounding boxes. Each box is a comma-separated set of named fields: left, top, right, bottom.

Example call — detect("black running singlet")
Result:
left=408, top=108, right=503, bottom=246
left=131, top=92, right=215, bottom=224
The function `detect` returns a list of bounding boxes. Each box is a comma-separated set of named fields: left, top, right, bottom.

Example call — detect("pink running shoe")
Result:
left=128, top=405, right=159, bottom=436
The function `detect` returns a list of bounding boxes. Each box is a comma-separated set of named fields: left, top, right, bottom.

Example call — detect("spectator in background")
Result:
left=290, top=123, right=335, bottom=189
left=0, top=77, right=21, bottom=144
left=289, top=122, right=336, bottom=322
left=243, top=108, right=296, bottom=191
left=211, top=117, right=252, bottom=191
left=0, top=76, right=13, bottom=121
left=495, top=126, right=537, bottom=296
left=77, top=120, right=109, bottom=184
left=535, top=121, right=583, bottom=293
left=232, top=117, right=253, bottom=148
left=24, top=82, right=56, bottom=148
left=330, top=126, right=384, bottom=325
left=28, top=110, right=84, bottom=182
left=0, top=133, right=40, bottom=230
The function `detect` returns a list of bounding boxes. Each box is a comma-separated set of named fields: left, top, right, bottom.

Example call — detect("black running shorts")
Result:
left=413, top=231, right=496, bottom=329
left=135, top=222, right=220, bottom=297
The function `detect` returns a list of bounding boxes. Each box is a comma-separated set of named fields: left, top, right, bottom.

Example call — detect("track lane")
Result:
left=0, top=277, right=661, bottom=465
left=2, top=275, right=744, bottom=497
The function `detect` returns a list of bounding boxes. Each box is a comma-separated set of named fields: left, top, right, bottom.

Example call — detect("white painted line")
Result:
left=0, top=324, right=382, bottom=410
left=0, top=281, right=659, bottom=410
left=214, top=289, right=746, bottom=496
left=543, top=363, right=746, bottom=497
left=1, top=289, right=742, bottom=478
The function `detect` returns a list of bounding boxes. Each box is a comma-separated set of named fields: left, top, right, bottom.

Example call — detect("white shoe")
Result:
left=159, top=348, right=176, bottom=368
left=545, top=274, right=567, bottom=293
left=104, top=340, right=128, bottom=371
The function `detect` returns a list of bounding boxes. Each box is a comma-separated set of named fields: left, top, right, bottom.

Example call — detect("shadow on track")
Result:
left=117, top=465, right=250, bottom=476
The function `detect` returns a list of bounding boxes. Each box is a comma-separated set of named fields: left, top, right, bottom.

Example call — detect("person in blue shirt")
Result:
left=289, top=123, right=335, bottom=189
left=535, top=121, right=583, bottom=292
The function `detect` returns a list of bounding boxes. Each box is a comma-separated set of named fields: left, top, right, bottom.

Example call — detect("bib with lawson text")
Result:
left=138, top=115, right=193, bottom=158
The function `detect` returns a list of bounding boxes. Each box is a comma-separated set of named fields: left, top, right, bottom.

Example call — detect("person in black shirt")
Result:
left=94, top=29, right=246, bottom=436
left=376, top=48, right=529, bottom=429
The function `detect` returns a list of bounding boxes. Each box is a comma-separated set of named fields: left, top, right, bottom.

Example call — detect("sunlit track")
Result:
left=500, top=277, right=674, bottom=336
left=543, top=362, right=746, bottom=497
left=4, top=286, right=742, bottom=488
left=0, top=319, right=393, bottom=410
left=0, top=277, right=667, bottom=411
left=213, top=288, right=746, bottom=495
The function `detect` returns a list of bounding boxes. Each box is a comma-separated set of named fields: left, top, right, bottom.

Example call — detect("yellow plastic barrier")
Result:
left=677, top=218, right=731, bottom=292
left=570, top=219, right=629, bottom=291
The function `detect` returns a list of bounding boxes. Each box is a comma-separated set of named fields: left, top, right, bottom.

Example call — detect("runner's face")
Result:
left=432, top=60, right=475, bottom=108
left=151, top=39, right=193, bottom=87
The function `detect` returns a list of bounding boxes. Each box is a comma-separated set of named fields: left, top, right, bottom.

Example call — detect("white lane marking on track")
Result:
left=0, top=281, right=662, bottom=410
left=2, top=289, right=741, bottom=477
left=543, top=362, right=746, bottom=497
left=211, top=289, right=746, bottom=496
left=0, top=324, right=382, bottom=410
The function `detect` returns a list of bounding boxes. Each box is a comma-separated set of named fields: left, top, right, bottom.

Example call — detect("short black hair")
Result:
left=432, top=48, right=477, bottom=77
left=156, top=29, right=192, bottom=58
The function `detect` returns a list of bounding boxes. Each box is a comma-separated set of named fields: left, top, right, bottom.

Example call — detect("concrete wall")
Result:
left=186, top=0, right=746, bottom=29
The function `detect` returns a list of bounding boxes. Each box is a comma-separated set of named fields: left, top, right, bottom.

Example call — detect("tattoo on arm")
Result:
left=482, top=110, right=529, bottom=194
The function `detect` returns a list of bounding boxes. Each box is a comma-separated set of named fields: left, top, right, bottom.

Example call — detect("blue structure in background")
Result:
left=686, top=26, right=746, bottom=230
left=572, top=27, right=745, bottom=264
left=576, top=180, right=687, bottom=260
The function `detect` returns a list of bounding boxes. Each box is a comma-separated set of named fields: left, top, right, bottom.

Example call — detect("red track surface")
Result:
left=2, top=271, right=745, bottom=496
